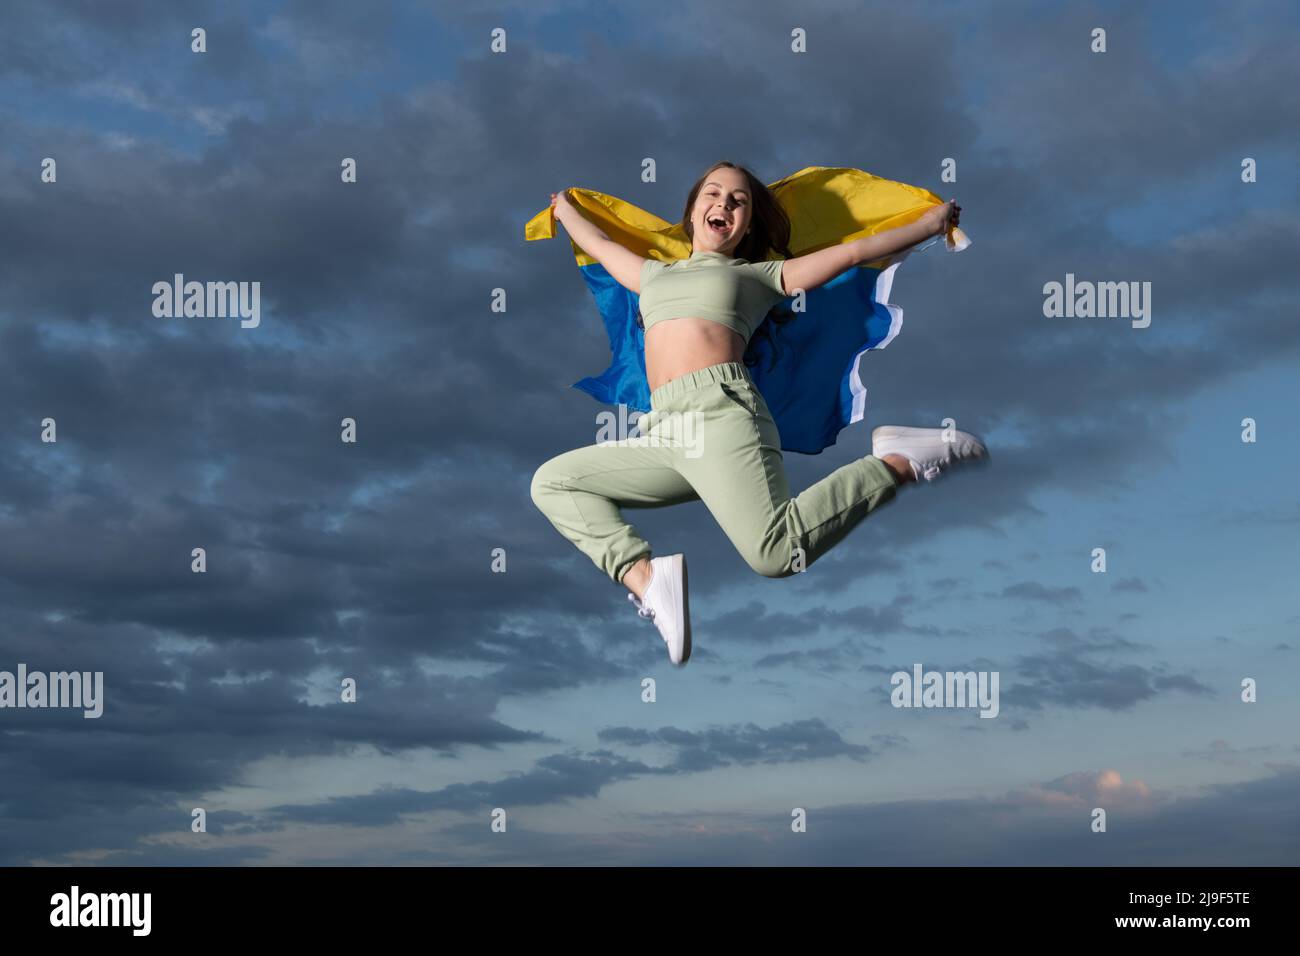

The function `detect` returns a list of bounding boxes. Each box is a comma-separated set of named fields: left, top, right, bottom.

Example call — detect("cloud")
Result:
left=1182, top=739, right=1281, bottom=766
left=700, top=592, right=939, bottom=648
left=1019, top=768, right=1153, bottom=806
left=600, top=718, right=887, bottom=770
left=160, top=763, right=1299, bottom=866
left=253, top=718, right=884, bottom=826
left=1006, top=651, right=1212, bottom=713
left=1111, top=576, right=1148, bottom=592
left=1000, top=582, right=1083, bottom=605
left=265, top=750, right=658, bottom=825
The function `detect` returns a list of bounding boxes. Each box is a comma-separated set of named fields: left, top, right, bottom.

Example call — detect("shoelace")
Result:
left=893, top=437, right=979, bottom=483
left=910, top=444, right=962, bottom=482
left=628, top=592, right=655, bottom=620
left=902, top=457, right=944, bottom=482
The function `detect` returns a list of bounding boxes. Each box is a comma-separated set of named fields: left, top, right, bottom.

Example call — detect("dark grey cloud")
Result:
left=1111, top=576, right=1147, bottom=592
left=1000, top=582, right=1083, bottom=605
left=754, top=643, right=876, bottom=671
left=1214, top=503, right=1300, bottom=525
left=141, top=764, right=1300, bottom=866
left=256, top=717, right=883, bottom=829
left=266, top=749, right=658, bottom=825
left=600, top=718, right=887, bottom=771
left=699, top=592, right=940, bottom=647
left=928, top=575, right=965, bottom=590
left=1037, top=626, right=1147, bottom=655
left=1001, top=626, right=1212, bottom=716
left=855, top=623, right=1211, bottom=721
left=1181, top=739, right=1281, bottom=766
left=1006, top=651, right=1213, bottom=713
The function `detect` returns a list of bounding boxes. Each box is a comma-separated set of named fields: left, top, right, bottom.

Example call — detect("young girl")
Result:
left=530, top=161, right=988, bottom=666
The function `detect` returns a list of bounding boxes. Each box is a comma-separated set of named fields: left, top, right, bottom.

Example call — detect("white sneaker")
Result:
left=872, top=424, right=990, bottom=482
left=627, top=554, right=691, bottom=666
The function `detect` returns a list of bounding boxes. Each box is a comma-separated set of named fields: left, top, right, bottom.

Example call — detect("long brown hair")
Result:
left=682, top=160, right=792, bottom=263
left=682, top=161, right=798, bottom=372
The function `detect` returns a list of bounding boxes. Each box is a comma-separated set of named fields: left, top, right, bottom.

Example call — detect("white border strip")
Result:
left=847, top=246, right=914, bottom=424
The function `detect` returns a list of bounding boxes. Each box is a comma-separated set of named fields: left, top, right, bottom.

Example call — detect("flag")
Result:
left=524, top=165, right=970, bottom=454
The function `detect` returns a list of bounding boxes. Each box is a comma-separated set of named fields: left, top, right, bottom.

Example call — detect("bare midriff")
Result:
left=645, top=317, right=745, bottom=394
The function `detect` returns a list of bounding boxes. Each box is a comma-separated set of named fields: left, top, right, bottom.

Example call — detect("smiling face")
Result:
left=690, top=166, right=752, bottom=255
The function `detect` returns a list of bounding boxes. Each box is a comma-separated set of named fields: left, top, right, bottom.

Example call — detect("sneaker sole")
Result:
left=675, top=554, right=692, bottom=665
left=872, top=425, right=992, bottom=465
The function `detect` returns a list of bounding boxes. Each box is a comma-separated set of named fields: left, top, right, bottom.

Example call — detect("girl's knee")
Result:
left=530, top=459, right=567, bottom=508
left=745, top=548, right=795, bottom=579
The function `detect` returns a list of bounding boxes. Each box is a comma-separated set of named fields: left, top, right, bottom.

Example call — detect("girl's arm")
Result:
left=551, top=190, right=649, bottom=293
left=780, top=200, right=960, bottom=295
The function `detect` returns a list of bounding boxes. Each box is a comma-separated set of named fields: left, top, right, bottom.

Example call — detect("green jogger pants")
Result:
left=529, top=361, right=899, bottom=584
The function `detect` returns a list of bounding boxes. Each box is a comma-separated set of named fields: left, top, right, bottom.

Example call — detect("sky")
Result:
left=0, top=0, right=1297, bottom=866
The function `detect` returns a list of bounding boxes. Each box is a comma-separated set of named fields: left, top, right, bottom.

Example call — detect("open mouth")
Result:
left=706, top=216, right=731, bottom=235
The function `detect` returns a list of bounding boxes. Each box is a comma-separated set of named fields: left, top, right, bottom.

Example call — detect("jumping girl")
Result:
left=530, top=161, right=989, bottom=666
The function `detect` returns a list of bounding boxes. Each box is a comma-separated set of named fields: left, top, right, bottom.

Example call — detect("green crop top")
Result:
left=638, top=250, right=788, bottom=344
